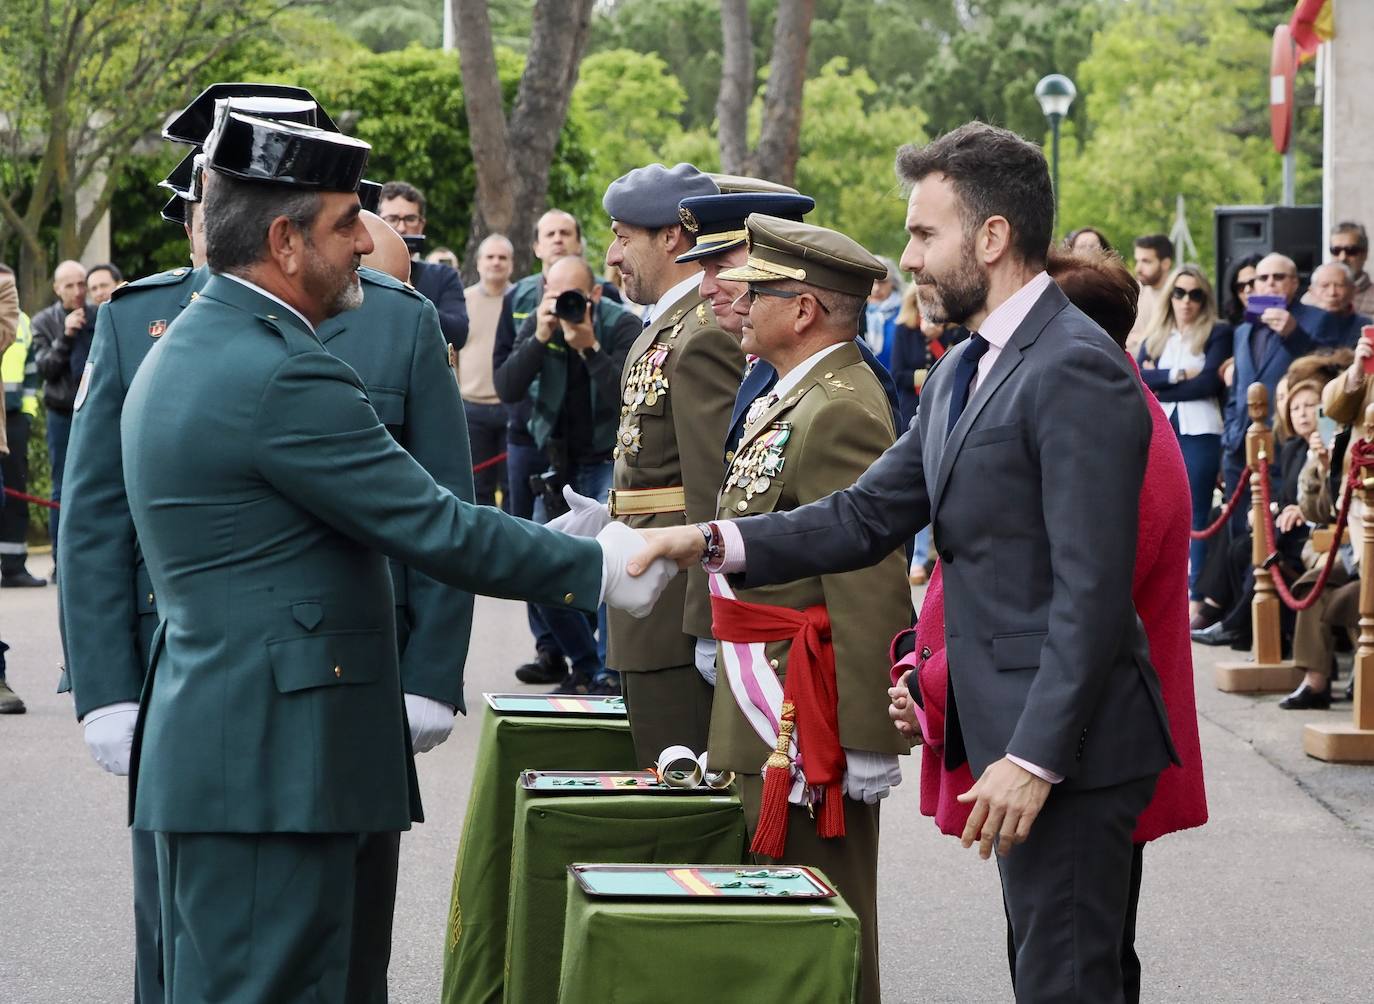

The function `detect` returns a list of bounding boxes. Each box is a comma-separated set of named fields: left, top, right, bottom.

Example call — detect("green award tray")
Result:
left=483, top=692, right=627, bottom=717
left=569, top=864, right=836, bottom=900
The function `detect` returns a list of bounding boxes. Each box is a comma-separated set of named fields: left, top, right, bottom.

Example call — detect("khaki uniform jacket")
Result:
left=709, top=341, right=911, bottom=772
left=606, top=287, right=744, bottom=671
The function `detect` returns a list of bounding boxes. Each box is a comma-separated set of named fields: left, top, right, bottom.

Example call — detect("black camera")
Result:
left=554, top=289, right=590, bottom=322
left=401, top=233, right=427, bottom=256
left=530, top=468, right=571, bottom=518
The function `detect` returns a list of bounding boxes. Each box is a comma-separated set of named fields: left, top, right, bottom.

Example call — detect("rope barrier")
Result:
left=3, top=487, right=59, bottom=510
left=1190, top=470, right=1252, bottom=540
left=471, top=450, right=508, bottom=475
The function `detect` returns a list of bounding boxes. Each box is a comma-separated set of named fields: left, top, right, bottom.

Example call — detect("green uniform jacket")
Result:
left=708, top=341, right=911, bottom=772
left=60, top=266, right=478, bottom=717
left=606, top=288, right=744, bottom=672
left=122, top=274, right=601, bottom=834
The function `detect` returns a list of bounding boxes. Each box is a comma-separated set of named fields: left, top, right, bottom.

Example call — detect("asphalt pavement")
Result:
left=2, top=556, right=1371, bottom=1002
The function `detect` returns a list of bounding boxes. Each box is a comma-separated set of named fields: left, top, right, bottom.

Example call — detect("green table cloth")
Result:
left=506, top=789, right=748, bottom=1004
left=557, top=867, right=861, bottom=1004
left=442, top=708, right=637, bottom=1004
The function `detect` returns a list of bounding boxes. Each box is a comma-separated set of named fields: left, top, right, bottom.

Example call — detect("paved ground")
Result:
left=2, top=555, right=1372, bottom=1002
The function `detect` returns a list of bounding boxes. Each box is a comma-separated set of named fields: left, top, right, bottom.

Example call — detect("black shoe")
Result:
left=1, top=571, right=47, bottom=588
left=549, top=670, right=594, bottom=696
left=0, top=679, right=25, bottom=714
left=1192, top=622, right=1241, bottom=646
left=515, top=650, right=567, bottom=685
left=588, top=674, right=621, bottom=696
left=1339, top=679, right=1354, bottom=702
left=1189, top=605, right=1222, bottom=631
left=1278, top=683, right=1331, bottom=710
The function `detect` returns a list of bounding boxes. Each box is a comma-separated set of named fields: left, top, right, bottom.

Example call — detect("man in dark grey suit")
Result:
left=631, top=122, right=1178, bottom=1003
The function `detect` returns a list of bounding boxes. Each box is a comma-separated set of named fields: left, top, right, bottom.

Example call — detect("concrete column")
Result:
left=1323, top=2, right=1374, bottom=243
left=76, top=164, right=111, bottom=267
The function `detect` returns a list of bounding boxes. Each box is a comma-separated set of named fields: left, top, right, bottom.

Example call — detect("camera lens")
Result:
left=554, top=289, right=589, bottom=322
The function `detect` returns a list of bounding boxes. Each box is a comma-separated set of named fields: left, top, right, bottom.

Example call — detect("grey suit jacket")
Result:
left=731, top=282, right=1177, bottom=789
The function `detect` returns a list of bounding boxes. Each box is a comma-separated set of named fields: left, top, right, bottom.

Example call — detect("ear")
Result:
left=266, top=216, right=307, bottom=277
left=980, top=216, right=1013, bottom=265
left=662, top=224, right=686, bottom=255
left=794, top=292, right=822, bottom=334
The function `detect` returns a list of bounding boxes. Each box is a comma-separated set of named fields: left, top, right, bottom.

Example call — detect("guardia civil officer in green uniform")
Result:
left=114, top=108, right=674, bottom=1002
left=600, top=164, right=745, bottom=763
left=708, top=216, right=912, bottom=1004
left=57, top=83, right=348, bottom=1004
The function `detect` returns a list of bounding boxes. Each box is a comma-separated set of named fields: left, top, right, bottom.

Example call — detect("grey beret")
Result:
left=602, top=162, right=719, bottom=229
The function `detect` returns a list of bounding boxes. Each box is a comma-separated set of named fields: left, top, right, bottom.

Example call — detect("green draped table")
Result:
left=556, top=865, right=861, bottom=1004
left=505, top=778, right=749, bottom=1004
left=441, top=700, right=638, bottom=1004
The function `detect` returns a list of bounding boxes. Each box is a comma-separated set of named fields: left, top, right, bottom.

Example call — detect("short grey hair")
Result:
left=1316, top=260, right=1354, bottom=283
left=203, top=174, right=322, bottom=274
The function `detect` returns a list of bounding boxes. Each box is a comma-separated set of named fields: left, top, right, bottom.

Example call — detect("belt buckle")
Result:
left=607, top=491, right=620, bottom=518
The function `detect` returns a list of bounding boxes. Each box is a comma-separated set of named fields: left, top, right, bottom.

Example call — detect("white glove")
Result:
left=82, top=701, right=141, bottom=776
left=842, top=749, right=903, bottom=804
left=546, top=486, right=611, bottom=537
left=405, top=693, right=456, bottom=754
left=693, top=637, right=718, bottom=686
left=596, top=521, right=678, bottom=618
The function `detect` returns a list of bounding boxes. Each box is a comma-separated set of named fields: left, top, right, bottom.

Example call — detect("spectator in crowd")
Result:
left=1223, top=253, right=1264, bottom=327
left=426, top=247, right=460, bottom=270
left=1305, top=261, right=1371, bottom=347
left=0, top=263, right=43, bottom=589
left=30, top=258, right=93, bottom=569
left=1328, top=221, right=1374, bottom=318
left=888, top=282, right=932, bottom=584
left=0, top=267, right=20, bottom=711
left=1136, top=265, right=1231, bottom=602
left=85, top=263, right=123, bottom=305
left=1219, top=252, right=1325, bottom=531
left=863, top=256, right=902, bottom=370
left=460, top=233, right=514, bottom=508
left=493, top=254, right=640, bottom=694
left=1064, top=226, right=1113, bottom=254
left=378, top=180, right=470, bottom=348
left=1126, top=233, right=1174, bottom=353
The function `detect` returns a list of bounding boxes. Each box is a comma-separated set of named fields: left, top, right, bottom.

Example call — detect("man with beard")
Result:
left=630, top=122, right=1177, bottom=1003
left=117, top=108, right=674, bottom=1001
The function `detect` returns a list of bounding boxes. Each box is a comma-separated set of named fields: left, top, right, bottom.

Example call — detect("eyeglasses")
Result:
left=381, top=213, right=423, bottom=227
left=1237, top=278, right=1256, bottom=292
left=1170, top=287, right=1206, bottom=304
left=1254, top=272, right=1295, bottom=284
left=746, top=284, right=830, bottom=313
left=1331, top=245, right=1366, bottom=258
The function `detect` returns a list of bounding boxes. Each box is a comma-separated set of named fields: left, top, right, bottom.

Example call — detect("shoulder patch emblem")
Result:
left=148, top=319, right=167, bottom=339
left=73, top=361, right=94, bottom=412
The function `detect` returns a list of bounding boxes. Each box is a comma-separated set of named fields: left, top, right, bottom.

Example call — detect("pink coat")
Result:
left=892, top=362, right=1208, bottom=843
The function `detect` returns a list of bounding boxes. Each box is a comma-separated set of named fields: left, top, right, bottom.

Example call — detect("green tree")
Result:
left=573, top=49, right=687, bottom=185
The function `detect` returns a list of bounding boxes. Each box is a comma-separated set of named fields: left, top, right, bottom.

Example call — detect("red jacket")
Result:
left=893, top=359, right=1207, bottom=843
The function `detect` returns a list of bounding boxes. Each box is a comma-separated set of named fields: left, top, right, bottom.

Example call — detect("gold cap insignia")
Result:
left=678, top=206, right=699, bottom=233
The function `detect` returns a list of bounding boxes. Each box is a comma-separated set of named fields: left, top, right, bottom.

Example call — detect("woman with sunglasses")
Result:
left=1137, top=265, right=1232, bottom=601
left=1223, top=253, right=1264, bottom=327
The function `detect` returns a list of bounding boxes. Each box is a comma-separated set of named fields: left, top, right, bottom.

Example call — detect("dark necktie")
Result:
left=946, top=333, right=989, bottom=438
left=1249, top=322, right=1270, bottom=368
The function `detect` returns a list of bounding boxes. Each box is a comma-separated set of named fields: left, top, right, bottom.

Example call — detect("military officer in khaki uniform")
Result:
left=601, top=163, right=746, bottom=763
left=705, top=216, right=912, bottom=1004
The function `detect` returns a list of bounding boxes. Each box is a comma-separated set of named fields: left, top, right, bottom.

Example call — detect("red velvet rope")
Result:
left=1190, top=469, right=1253, bottom=540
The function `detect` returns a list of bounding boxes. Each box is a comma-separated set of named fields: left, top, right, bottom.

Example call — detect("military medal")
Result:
left=616, top=342, right=672, bottom=460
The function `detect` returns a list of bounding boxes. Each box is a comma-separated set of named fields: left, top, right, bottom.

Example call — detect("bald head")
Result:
left=1310, top=260, right=1354, bottom=314
left=360, top=210, right=411, bottom=283
left=52, top=259, right=87, bottom=310
left=1254, top=252, right=1299, bottom=303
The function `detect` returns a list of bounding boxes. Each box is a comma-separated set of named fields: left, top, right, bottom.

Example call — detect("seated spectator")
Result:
left=1305, top=261, right=1372, bottom=348
left=1064, top=226, right=1113, bottom=254
left=863, top=257, right=902, bottom=370
left=1136, top=265, right=1231, bottom=602
left=1325, top=221, right=1374, bottom=318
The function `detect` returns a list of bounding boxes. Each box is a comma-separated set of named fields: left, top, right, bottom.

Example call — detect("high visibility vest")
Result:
left=2, top=311, right=38, bottom=416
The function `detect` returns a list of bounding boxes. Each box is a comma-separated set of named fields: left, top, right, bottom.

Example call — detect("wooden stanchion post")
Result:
left=1215, top=383, right=1302, bottom=692
left=1304, top=403, right=1374, bottom=762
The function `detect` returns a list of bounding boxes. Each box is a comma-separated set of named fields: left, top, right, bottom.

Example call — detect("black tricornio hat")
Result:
left=204, top=110, right=370, bottom=192
left=158, top=149, right=204, bottom=201
left=163, top=83, right=336, bottom=146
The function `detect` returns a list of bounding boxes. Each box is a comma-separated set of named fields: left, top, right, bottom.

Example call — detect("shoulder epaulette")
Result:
left=357, top=265, right=418, bottom=297
left=109, top=265, right=196, bottom=301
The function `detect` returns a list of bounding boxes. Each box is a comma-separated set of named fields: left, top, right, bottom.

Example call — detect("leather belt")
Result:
left=608, top=485, right=686, bottom=517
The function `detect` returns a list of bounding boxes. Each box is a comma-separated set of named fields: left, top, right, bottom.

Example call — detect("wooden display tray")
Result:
left=569, top=863, right=836, bottom=900
left=483, top=692, right=627, bottom=717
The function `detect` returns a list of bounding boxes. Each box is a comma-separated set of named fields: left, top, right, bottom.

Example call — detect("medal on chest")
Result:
left=727, top=422, right=791, bottom=509
left=615, top=341, right=673, bottom=458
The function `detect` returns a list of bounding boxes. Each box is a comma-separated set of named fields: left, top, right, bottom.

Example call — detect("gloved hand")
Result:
left=405, top=693, right=456, bottom=754
left=842, top=749, right=903, bottom=804
left=546, top=486, right=611, bottom=537
left=82, top=701, right=141, bottom=775
left=597, top=521, right=678, bottom=618
left=693, top=637, right=717, bottom=686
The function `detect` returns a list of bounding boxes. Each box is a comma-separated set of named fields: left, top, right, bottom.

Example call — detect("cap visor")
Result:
left=675, top=236, right=746, bottom=265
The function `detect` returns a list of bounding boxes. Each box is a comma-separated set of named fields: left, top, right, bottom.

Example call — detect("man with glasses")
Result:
left=1328, top=221, right=1374, bottom=317
left=1220, top=251, right=1325, bottom=529
left=378, top=180, right=469, bottom=348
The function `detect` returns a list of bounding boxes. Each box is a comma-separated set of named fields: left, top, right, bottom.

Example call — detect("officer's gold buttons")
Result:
left=735, top=499, right=748, bottom=512
left=334, top=665, right=342, bottom=679
left=564, top=592, right=575, bottom=605
left=823, top=372, right=834, bottom=379
left=725, top=451, right=735, bottom=463
left=769, top=658, right=780, bottom=669
left=266, top=314, right=278, bottom=320
left=146, top=592, right=155, bottom=605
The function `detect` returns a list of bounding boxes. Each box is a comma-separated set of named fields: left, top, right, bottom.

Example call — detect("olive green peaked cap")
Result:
left=718, top=214, right=888, bottom=297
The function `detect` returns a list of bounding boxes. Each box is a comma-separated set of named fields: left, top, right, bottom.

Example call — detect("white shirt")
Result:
left=220, top=273, right=316, bottom=333
left=643, top=271, right=705, bottom=327
left=971, top=270, right=1054, bottom=394
left=1155, top=330, right=1223, bottom=436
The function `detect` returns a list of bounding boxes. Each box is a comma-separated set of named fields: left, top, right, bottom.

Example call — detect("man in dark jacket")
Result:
left=29, top=258, right=92, bottom=562
left=378, top=180, right=470, bottom=349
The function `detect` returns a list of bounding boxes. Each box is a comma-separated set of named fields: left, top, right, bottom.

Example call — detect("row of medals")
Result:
left=726, top=423, right=790, bottom=510
left=615, top=342, right=672, bottom=459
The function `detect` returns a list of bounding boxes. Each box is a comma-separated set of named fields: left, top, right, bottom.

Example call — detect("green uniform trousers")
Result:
left=736, top=773, right=882, bottom=1004
left=154, top=830, right=400, bottom=1003
left=621, top=663, right=714, bottom=766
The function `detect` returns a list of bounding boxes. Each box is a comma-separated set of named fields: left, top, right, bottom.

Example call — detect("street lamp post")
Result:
left=1035, top=73, right=1077, bottom=221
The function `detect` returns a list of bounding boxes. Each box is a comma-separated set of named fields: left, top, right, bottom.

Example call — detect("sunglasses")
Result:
left=1171, top=287, right=1206, bottom=304
left=746, top=284, right=830, bottom=313
left=1237, top=278, right=1256, bottom=292
left=1331, top=245, right=1366, bottom=258
left=1254, top=272, right=1295, bottom=284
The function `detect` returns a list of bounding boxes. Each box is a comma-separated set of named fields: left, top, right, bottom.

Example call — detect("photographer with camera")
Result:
left=494, top=254, right=641, bottom=693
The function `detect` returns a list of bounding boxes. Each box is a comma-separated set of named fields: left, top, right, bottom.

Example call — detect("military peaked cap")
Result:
left=675, top=190, right=815, bottom=264
left=707, top=174, right=800, bottom=196
left=719, top=214, right=888, bottom=297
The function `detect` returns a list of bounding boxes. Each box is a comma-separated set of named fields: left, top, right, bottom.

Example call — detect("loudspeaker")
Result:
left=1214, top=204, right=1322, bottom=292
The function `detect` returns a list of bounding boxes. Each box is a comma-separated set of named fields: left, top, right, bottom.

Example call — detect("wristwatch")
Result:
left=695, top=522, right=723, bottom=565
